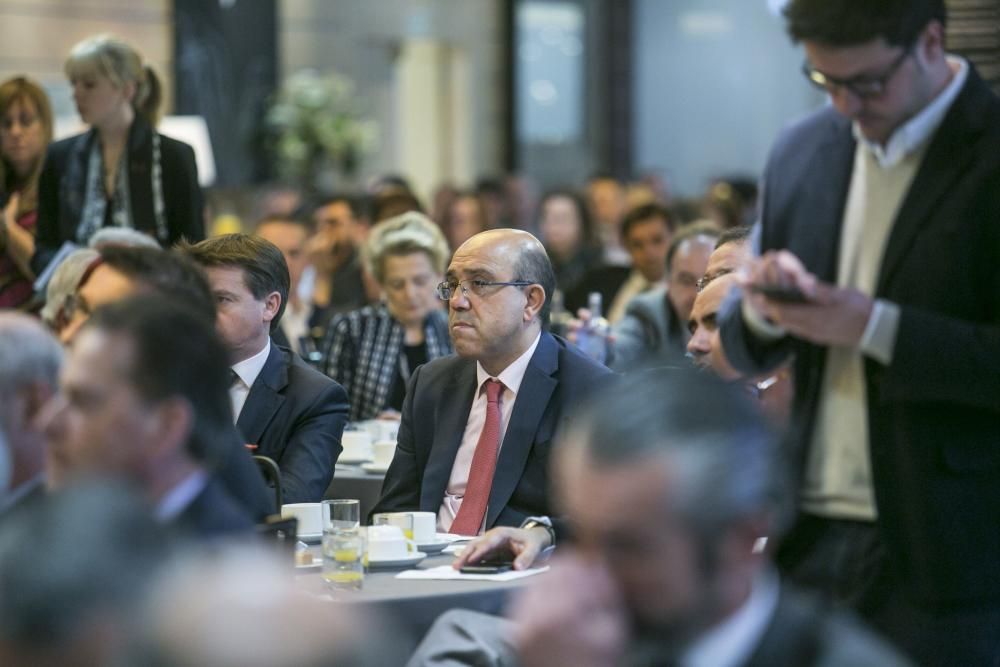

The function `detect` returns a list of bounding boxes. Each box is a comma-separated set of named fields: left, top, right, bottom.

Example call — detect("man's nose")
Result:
left=829, top=86, right=862, bottom=118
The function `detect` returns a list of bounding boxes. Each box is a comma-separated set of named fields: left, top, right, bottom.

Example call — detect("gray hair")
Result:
left=88, top=227, right=161, bottom=250
left=0, top=313, right=63, bottom=405
left=362, top=211, right=450, bottom=286
left=40, top=248, right=100, bottom=327
left=565, top=368, right=790, bottom=540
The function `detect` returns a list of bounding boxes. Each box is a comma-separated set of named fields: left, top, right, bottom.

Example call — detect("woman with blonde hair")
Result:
left=33, top=34, right=203, bottom=273
left=321, top=211, right=452, bottom=421
left=0, top=77, right=53, bottom=308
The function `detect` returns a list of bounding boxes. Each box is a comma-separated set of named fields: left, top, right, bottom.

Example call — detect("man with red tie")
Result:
left=371, top=229, right=611, bottom=538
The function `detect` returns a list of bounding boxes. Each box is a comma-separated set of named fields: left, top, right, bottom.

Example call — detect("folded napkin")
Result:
left=395, top=565, right=549, bottom=582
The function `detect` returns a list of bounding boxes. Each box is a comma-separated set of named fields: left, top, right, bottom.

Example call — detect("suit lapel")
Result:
left=236, top=344, right=287, bottom=449
left=486, top=334, right=558, bottom=529
left=877, top=70, right=988, bottom=295
left=421, top=361, right=477, bottom=510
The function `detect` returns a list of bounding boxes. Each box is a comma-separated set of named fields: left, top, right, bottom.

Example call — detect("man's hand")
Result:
left=742, top=250, right=874, bottom=348
left=452, top=526, right=551, bottom=571
left=510, top=552, right=627, bottom=667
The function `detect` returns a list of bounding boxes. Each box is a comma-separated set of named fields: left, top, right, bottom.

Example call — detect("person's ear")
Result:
left=919, top=19, right=945, bottom=63
left=523, top=284, right=545, bottom=323
left=262, top=291, right=282, bottom=324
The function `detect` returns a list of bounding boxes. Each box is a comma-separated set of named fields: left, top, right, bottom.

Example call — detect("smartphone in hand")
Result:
left=459, top=557, right=514, bottom=574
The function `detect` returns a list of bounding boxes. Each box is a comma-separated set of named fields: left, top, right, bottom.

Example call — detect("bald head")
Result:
left=446, top=229, right=555, bottom=375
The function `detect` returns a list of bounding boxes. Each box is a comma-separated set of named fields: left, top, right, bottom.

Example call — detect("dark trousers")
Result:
left=777, top=513, right=1000, bottom=666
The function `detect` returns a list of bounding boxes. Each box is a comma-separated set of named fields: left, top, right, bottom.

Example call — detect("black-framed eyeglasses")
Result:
left=802, top=45, right=913, bottom=99
left=436, top=278, right=534, bottom=301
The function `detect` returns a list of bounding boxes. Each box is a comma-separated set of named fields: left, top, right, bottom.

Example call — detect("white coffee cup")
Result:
left=340, top=431, right=373, bottom=461
left=366, top=525, right=410, bottom=560
left=376, top=420, right=399, bottom=442
left=372, top=440, right=396, bottom=468
left=281, top=502, right=321, bottom=535
left=379, top=511, right=436, bottom=544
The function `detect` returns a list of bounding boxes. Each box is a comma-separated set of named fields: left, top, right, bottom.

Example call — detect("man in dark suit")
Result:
left=372, top=229, right=611, bottom=536
left=188, top=234, right=349, bottom=505
left=41, top=297, right=254, bottom=540
left=410, top=371, right=908, bottom=667
left=718, top=1, right=1000, bottom=663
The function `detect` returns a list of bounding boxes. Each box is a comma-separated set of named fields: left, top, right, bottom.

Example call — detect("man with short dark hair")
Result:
left=41, top=297, right=254, bottom=539
left=255, top=215, right=315, bottom=355
left=719, top=1, right=1000, bottom=661
left=415, top=370, right=909, bottom=667
left=567, top=203, right=676, bottom=323
left=307, top=194, right=374, bottom=321
left=52, top=245, right=273, bottom=520
left=188, top=233, right=349, bottom=505
left=372, top=229, right=611, bottom=537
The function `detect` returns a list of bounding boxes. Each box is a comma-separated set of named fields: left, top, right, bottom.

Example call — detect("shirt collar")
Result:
left=231, top=338, right=271, bottom=389
left=154, top=469, right=209, bottom=522
left=681, top=568, right=781, bottom=667
left=475, top=331, right=542, bottom=397
left=854, top=55, right=967, bottom=168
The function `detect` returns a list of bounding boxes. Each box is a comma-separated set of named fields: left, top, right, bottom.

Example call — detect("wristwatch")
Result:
left=520, top=516, right=556, bottom=547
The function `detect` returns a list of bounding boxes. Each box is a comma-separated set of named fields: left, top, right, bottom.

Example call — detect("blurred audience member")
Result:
left=254, top=214, right=314, bottom=355
left=322, top=212, right=451, bottom=421
left=372, top=189, right=424, bottom=224
left=87, top=225, right=160, bottom=249
left=441, top=189, right=488, bottom=251
left=0, top=77, right=52, bottom=308
left=567, top=202, right=677, bottom=323
left=307, top=193, right=374, bottom=323
left=430, top=182, right=458, bottom=230
left=187, top=234, right=349, bottom=504
left=586, top=172, right=628, bottom=265
left=475, top=177, right=512, bottom=229
left=704, top=177, right=758, bottom=230
left=504, top=173, right=539, bottom=232
left=34, top=35, right=203, bottom=273
left=129, top=546, right=398, bottom=667
left=433, top=370, right=909, bottom=667
left=0, top=313, right=62, bottom=515
left=537, top=188, right=600, bottom=297
left=0, top=482, right=172, bottom=667
left=605, top=222, right=720, bottom=370
left=51, top=245, right=272, bottom=519
left=41, top=296, right=255, bottom=539
left=39, top=247, right=99, bottom=333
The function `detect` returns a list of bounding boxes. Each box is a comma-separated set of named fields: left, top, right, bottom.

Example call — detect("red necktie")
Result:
left=450, top=379, right=503, bottom=535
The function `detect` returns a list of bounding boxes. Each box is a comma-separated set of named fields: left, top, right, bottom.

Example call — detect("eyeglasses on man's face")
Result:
left=801, top=45, right=913, bottom=99
left=436, top=278, right=534, bottom=301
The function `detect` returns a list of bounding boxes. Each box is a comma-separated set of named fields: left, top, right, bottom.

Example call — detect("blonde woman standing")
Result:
left=34, top=34, right=203, bottom=273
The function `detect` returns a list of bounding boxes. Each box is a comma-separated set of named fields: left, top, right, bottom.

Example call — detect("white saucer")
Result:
left=338, top=456, right=372, bottom=465
left=294, top=559, right=322, bottom=571
left=416, top=541, right=450, bottom=554
left=361, top=462, right=391, bottom=474
left=366, top=551, right=426, bottom=569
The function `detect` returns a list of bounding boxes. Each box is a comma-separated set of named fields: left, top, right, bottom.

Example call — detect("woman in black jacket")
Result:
left=33, top=34, right=203, bottom=273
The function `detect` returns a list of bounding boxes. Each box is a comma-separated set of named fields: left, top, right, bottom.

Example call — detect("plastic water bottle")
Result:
left=575, top=292, right=610, bottom=364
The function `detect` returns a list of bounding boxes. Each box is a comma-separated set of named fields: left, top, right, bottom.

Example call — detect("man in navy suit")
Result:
left=188, top=234, right=349, bottom=506
left=42, top=297, right=254, bottom=540
left=718, top=1, right=1000, bottom=663
left=372, top=229, right=612, bottom=539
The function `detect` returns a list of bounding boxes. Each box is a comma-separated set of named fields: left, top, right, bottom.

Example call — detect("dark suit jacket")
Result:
left=719, top=66, right=1000, bottom=606
left=371, top=332, right=612, bottom=529
left=33, top=116, right=204, bottom=272
left=237, top=344, right=349, bottom=505
left=171, top=474, right=256, bottom=540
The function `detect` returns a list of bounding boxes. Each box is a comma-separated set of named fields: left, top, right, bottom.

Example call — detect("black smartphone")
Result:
left=748, top=283, right=810, bottom=304
left=459, top=558, right=514, bottom=574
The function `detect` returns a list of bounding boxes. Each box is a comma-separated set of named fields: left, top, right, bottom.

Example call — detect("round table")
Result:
left=295, top=551, right=534, bottom=653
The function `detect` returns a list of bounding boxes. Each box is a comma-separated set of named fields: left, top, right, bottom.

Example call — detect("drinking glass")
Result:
left=323, top=499, right=360, bottom=533
left=322, top=529, right=364, bottom=591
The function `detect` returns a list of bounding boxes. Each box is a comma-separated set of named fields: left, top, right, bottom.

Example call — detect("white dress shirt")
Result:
left=229, top=339, right=271, bottom=423
left=438, top=332, right=542, bottom=533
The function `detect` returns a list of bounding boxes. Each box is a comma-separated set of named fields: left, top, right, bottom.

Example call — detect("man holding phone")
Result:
left=719, top=1, right=1000, bottom=663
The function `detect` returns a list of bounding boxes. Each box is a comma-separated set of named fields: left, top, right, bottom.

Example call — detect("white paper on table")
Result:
left=395, top=565, right=549, bottom=581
